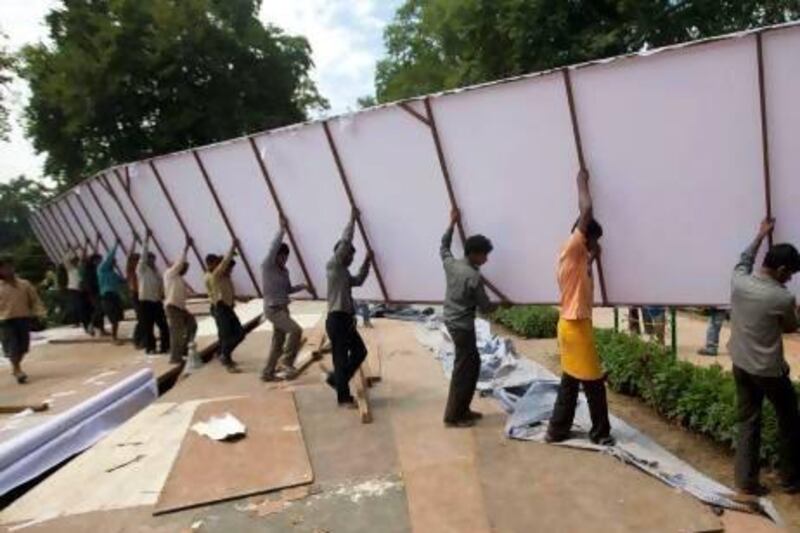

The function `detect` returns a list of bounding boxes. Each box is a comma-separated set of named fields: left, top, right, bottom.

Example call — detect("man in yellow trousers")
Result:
left=546, top=169, right=614, bottom=446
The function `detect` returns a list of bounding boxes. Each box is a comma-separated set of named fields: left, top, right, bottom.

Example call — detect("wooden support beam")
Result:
left=29, top=215, right=58, bottom=262
left=53, top=199, right=82, bottom=249
left=35, top=211, right=65, bottom=258
left=100, top=172, right=141, bottom=242
left=112, top=168, right=171, bottom=268
left=248, top=137, right=319, bottom=299
left=398, top=102, right=431, bottom=126
left=756, top=32, right=774, bottom=247
left=148, top=160, right=206, bottom=272
left=562, top=68, right=609, bottom=306
left=43, top=204, right=75, bottom=255
left=422, top=96, right=512, bottom=303
left=73, top=190, right=111, bottom=254
left=192, top=150, right=262, bottom=297
left=86, top=178, right=129, bottom=255
left=63, top=195, right=92, bottom=245
left=322, top=121, right=390, bottom=302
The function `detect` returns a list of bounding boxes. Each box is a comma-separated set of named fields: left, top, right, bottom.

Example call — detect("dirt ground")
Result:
left=505, top=307, right=800, bottom=530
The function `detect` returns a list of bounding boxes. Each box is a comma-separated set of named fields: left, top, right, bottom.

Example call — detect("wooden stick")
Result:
left=398, top=102, right=431, bottom=126
left=86, top=178, right=129, bottom=255
left=0, top=403, right=49, bottom=414
left=148, top=160, right=206, bottom=272
left=248, top=137, right=319, bottom=299
left=756, top=32, right=774, bottom=247
left=322, top=121, right=391, bottom=302
left=192, top=150, right=262, bottom=297
left=422, top=97, right=512, bottom=302
left=562, top=68, right=610, bottom=306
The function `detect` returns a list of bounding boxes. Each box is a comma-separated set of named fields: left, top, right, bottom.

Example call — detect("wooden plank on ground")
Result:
left=152, top=392, right=313, bottom=515
left=362, top=328, right=382, bottom=387
left=354, top=367, right=372, bottom=424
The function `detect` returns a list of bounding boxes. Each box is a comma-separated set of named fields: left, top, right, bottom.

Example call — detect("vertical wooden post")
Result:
left=562, top=68, right=609, bottom=306
left=322, top=121, right=390, bottom=302
left=192, top=149, right=262, bottom=296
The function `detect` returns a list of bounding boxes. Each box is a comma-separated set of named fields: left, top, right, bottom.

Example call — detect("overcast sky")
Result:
left=0, top=0, right=402, bottom=184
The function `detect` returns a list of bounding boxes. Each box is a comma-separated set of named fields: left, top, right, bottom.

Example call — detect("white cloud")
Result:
left=0, top=0, right=401, bottom=183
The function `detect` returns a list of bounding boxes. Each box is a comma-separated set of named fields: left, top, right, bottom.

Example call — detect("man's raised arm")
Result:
left=576, top=169, right=593, bottom=235
left=735, top=218, right=774, bottom=277
left=441, top=209, right=459, bottom=262
left=332, top=209, right=357, bottom=264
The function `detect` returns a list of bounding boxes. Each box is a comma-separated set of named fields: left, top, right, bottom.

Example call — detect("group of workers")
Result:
left=1, top=166, right=800, bottom=496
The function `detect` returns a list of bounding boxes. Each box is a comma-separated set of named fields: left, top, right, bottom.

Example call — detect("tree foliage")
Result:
left=0, top=176, right=53, bottom=282
left=20, top=0, right=328, bottom=186
left=376, top=0, right=800, bottom=103
left=0, top=32, right=15, bottom=141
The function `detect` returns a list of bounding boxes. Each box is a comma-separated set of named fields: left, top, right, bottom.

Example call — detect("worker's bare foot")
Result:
left=444, top=419, right=475, bottom=428
left=465, top=410, right=483, bottom=420
left=338, top=399, right=357, bottom=409
left=14, top=372, right=28, bottom=385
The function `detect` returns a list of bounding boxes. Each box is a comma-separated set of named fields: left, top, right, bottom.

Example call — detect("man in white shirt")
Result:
left=164, top=238, right=196, bottom=364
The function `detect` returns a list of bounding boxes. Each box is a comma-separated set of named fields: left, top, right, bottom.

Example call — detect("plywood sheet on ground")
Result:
left=153, top=392, right=313, bottom=514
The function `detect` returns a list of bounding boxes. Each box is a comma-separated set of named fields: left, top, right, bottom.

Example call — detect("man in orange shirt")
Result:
left=546, top=169, right=613, bottom=446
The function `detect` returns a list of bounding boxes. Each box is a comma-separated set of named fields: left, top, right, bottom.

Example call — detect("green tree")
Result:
left=0, top=176, right=53, bottom=282
left=0, top=31, right=15, bottom=141
left=376, top=0, right=800, bottom=103
left=20, top=0, right=328, bottom=187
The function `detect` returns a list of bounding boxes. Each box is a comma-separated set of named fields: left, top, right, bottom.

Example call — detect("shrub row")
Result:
left=492, top=305, right=559, bottom=339
left=596, top=329, right=787, bottom=466
left=493, top=306, right=787, bottom=466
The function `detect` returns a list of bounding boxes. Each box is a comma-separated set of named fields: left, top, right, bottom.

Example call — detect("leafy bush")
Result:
left=595, top=329, right=789, bottom=466
left=493, top=305, right=559, bottom=339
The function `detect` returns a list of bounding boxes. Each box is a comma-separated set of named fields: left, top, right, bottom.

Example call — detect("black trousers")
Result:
left=0, top=318, right=31, bottom=364
left=325, top=312, right=367, bottom=403
left=444, top=327, right=481, bottom=423
left=215, top=303, right=243, bottom=363
left=547, top=372, right=611, bottom=443
left=734, top=365, right=800, bottom=489
left=140, top=300, right=170, bottom=352
left=131, top=295, right=145, bottom=348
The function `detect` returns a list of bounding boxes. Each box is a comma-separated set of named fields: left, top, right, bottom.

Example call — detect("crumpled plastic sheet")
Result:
left=191, top=413, right=247, bottom=441
left=417, top=318, right=782, bottom=525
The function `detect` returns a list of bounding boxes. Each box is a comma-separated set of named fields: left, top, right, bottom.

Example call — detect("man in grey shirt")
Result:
left=729, top=218, right=800, bottom=495
left=136, top=232, right=170, bottom=354
left=441, top=209, right=495, bottom=428
left=324, top=209, right=372, bottom=406
left=261, top=218, right=310, bottom=382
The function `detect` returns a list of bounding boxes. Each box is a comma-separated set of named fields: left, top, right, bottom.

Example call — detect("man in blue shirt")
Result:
left=97, top=239, right=126, bottom=344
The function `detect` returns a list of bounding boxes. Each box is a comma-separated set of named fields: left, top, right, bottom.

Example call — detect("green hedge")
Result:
left=492, top=305, right=559, bottom=339
left=595, top=329, right=786, bottom=466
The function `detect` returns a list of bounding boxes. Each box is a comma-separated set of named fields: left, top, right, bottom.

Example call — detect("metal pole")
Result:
left=100, top=172, right=140, bottom=242
left=192, top=149, right=262, bottom=297
left=148, top=160, right=206, bottom=272
left=322, top=121, right=390, bottom=302
left=671, top=307, right=678, bottom=357
left=613, top=307, right=619, bottom=332
left=248, top=137, right=319, bottom=299
left=562, top=68, right=610, bottom=306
